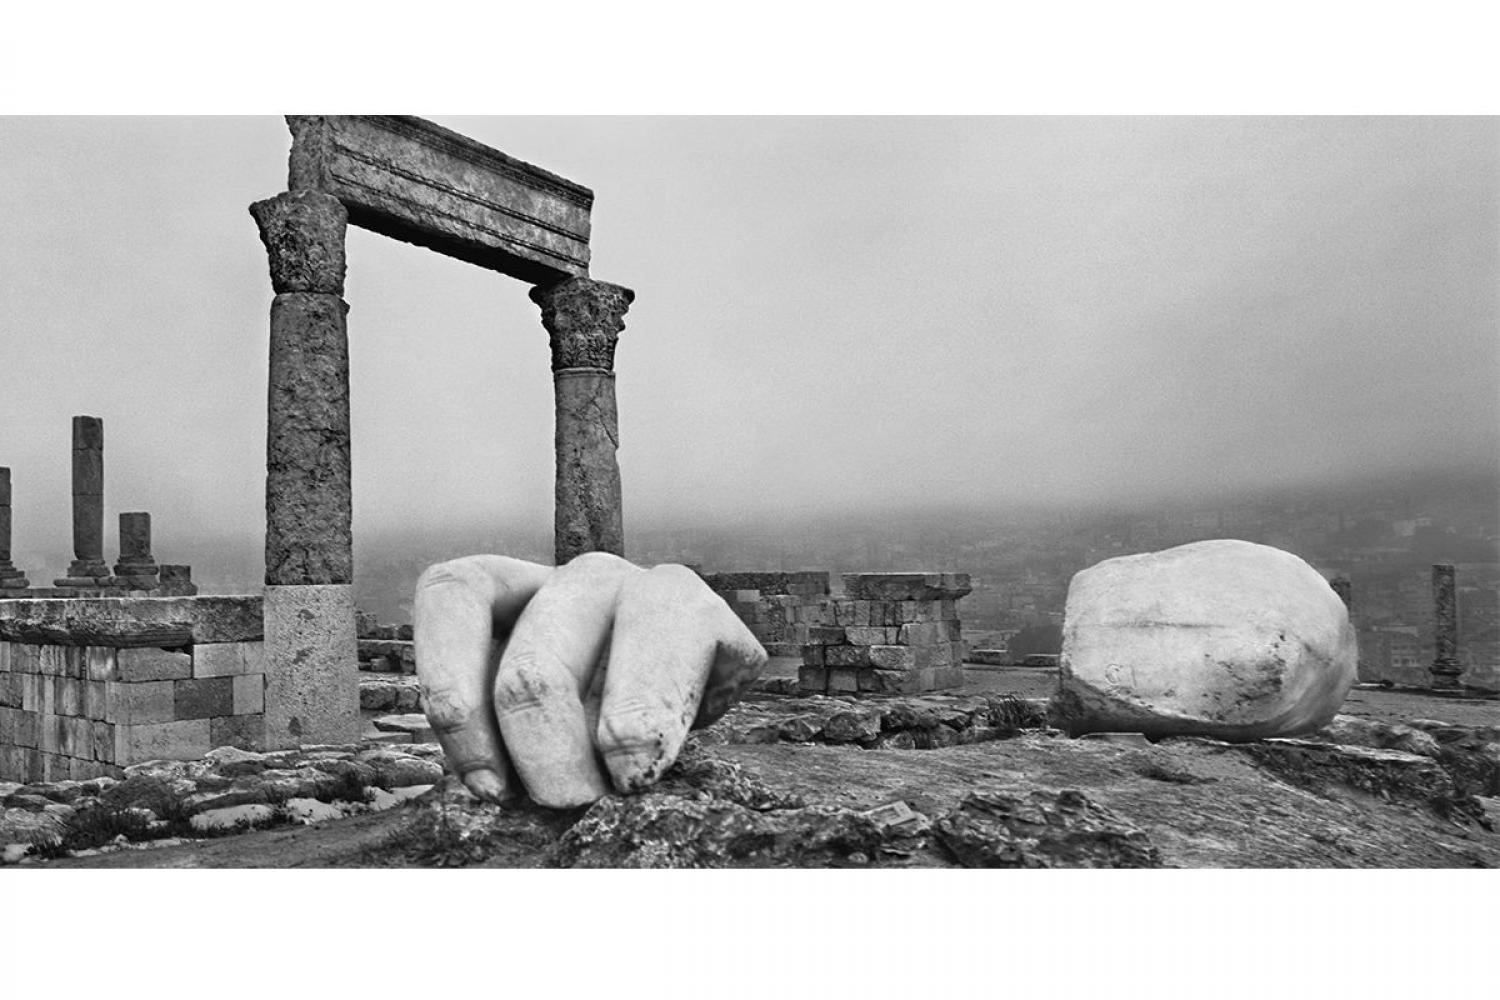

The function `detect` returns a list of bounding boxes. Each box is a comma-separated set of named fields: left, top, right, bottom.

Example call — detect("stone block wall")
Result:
left=702, top=572, right=831, bottom=657
left=0, top=596, right=264, bottom=782
left=799, top=573, right=972, bottom=696
left=356, top=611, right=414, bottom=674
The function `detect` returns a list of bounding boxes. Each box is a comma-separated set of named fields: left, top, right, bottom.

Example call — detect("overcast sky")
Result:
left=1, top=116, right=1495, bottom=565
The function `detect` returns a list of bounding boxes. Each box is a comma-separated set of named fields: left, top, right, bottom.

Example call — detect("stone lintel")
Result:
left=286, top=115, right=592, bottom=285
left=843, top=573, right=973, bottom=601
left=0, top=595, right=264, bottom=646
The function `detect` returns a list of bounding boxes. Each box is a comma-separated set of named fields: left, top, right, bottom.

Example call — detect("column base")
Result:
left=262, top=583, right=361, bottom=749
left=1429, top=660, right=1464, bottom=690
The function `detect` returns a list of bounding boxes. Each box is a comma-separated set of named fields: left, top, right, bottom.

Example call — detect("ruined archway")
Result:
left=249, top=116, right=633, bottom=747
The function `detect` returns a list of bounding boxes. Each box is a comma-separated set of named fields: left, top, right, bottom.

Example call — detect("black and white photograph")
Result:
left=2, top=8, right=1494, bottom=994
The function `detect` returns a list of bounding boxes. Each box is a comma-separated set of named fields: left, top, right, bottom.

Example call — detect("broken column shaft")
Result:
left=0, top=467, right=32, bottom=590
left=531, top=276, right=634, bottom=566
left=113, top=511, right=160, bottom=587
left=56, top=415, right=109, bottom=585
left=1430, top=563, right=1462, bottom=689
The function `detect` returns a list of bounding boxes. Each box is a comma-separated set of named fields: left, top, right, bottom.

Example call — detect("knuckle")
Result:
left=420, top=688, right=475, bottom=732
left=493, top=653, right=570, bottom=712
left=565, top=551, right=631, bottom=571
left=597, top=704, right=676, bottom=756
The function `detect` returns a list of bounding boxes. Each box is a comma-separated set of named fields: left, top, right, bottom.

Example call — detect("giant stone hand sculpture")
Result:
left=413, top=552, right=767, bottom=808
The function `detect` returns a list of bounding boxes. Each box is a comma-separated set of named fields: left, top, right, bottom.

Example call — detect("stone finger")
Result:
left=413, top=555, right=552, bottom=804
left=597, top=564, right=766, bottom=793
left=494, top=552, right=642, bottom=808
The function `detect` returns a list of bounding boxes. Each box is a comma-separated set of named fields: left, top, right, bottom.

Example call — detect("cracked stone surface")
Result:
left=552, top=370, right=623, bottom=564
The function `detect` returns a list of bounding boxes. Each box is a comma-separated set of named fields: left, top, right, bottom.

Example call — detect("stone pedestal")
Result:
left=0, top=467, right=31, bottom=593
left=1430, top=563, right=1463, bottom=689
left=531, top=277, right=633, bottom=566
left=112, top=511, right=160, bottom=589
left=262, top=584, right=360, bottom=749
left=56, top=416, right=110, bottom=586
left=251, top=190, right=358, bottom=747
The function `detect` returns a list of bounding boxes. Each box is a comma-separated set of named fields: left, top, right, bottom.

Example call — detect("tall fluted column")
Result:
left=0, top=467, right=32, bottom=592
left=250, top=189, right=359, bottom=748
left=1430, top=563, right=1462, bottom=689
left=531, top=277, right=634, bottom=566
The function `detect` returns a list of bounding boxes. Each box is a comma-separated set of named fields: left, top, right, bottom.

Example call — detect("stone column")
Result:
left=0, top=467, right=32, bottom=592
left=1430, top=563, right=1462, bottom=689
left=531, top=277, right=634, bottom=566
left=249, top=189, right=359, bottom=748
left=112, top=512, right=160, bottom=589
left=56, top=415, right=110, bottom=586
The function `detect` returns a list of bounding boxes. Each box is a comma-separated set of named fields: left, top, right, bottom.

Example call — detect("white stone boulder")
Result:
left=1057, top=539, right=1356, bottom=740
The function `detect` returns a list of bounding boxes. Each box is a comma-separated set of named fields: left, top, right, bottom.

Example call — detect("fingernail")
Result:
left=463, top=767, right=512, bottom=804
left=605, top=749, right=668, bottom=793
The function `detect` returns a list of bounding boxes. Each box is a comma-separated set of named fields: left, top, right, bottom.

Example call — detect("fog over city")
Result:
left=2, top=116, right=1495, bottom=585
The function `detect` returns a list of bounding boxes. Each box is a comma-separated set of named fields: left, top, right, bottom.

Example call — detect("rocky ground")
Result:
left=5, top=663, right=1496, bottom=868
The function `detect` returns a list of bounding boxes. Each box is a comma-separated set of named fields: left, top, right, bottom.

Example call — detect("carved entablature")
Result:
left=285, top=115, right=593, bottom=285
left=530, top=277, right=635, bottom=372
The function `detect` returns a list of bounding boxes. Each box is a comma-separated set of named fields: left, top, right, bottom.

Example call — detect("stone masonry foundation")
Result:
left=0, top=596, right=265, bottom=782
left=799, top=573, right=973, bottom=696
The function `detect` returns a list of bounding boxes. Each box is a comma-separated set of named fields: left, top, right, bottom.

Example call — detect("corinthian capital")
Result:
left=249, top=190, right=348, bottom=295
left=530, top=277, right=635, bottom=371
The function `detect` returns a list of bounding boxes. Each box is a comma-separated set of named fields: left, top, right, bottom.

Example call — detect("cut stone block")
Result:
left=92, top=721, right=114, bottom=763
left=174, top=677, right=234, bottom=720
left=85, top=646, right=116, bottom=681
left=845, top=627, right=898, bottom=645
left=843, top=573, right=972, bottom=602
left=117, top=647, right=192, bottom=682
left=827, top=668, right=861, bottom=694
left=797, top=665, right=827, bottom=695
left=14, top=710, right=37, bottom=748
left=263, top=584, right=360, bottom=749
left=868, top=645, right=918, bottom=671
left=193, top=641, right=265, bottom=678
left=115, top=719, right=212, bottom=763
left=859, top=669, right=920, bottom=694
left=81, top=681, right=107, bottom=720
left=56, top=676, right=82, bottom=717
left=210, top=714, right=265, bottom=752
left=825, top=645, right=872, bottom=668
left=0, top=595, right=261, bottom=646
left=370, top=713, right=436, bottom=743
left=108, top=680, right=175, bottom=725
left=232, top=673, right=264, bottom=715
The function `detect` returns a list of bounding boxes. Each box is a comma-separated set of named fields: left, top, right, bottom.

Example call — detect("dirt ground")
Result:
left=31, top=662, right=1498, bottom=869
